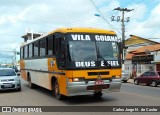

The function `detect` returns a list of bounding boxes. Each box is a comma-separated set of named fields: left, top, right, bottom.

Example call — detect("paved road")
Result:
left=121, top=82, right=160, bottom=99
left=1, top=79, right=160, bottom=115
left=0, top=79, right=160, bottom=107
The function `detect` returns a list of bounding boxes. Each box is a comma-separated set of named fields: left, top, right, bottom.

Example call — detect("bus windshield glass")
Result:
left=69, top=41, right=118, bottom=62
left=66, top=33, right=120, bottom=68
left=69, top=41, right=97, bottom=61
left=97, top=42, right=118, bottom=61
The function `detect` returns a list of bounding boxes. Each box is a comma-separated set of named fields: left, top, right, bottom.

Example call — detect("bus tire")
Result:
left=54, top=80, right=65, bottom=100
left=94, top=91, right=103, bottom=98
left=28, top=75, right=35, bottom=89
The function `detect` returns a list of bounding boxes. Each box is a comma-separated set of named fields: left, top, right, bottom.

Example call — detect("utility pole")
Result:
left=111, top=7, right=133, bottom=64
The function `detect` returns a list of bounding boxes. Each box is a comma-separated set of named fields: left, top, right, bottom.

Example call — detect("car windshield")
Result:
left=0, top=69, right=16, bottom=76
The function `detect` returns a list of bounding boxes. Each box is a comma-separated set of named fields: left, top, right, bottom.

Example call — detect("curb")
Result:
left=127, top=79, right=134, bottom=84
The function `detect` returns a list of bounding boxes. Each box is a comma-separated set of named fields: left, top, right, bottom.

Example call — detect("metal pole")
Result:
left=122, top=10, right=125, bottom=63
left=112, top=7, right=133, bottom=64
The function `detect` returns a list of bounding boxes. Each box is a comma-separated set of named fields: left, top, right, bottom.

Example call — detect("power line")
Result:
left=1, top=0, right=158, bottom=41
left=125, top=17, right=160, bottom=30
left=123, top=0, right=137, bottom=6
left=0, top=34, right=21, bottom=37
left=0, top=0, right=102, bottom=27
left=0, top=0, right=123, bottom=32
left=129, top=0, right=153, bottom=19
left=89, top=0, right=122, bottom=35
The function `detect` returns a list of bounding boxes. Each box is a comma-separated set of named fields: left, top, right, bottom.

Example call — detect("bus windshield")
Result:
left=66, top=33, right=120, bottom=68
left=68, top=41, right=119, bottom=62
left=69, top=41, right=97, bottom=61
left=97, top=42, right=118, bottom=61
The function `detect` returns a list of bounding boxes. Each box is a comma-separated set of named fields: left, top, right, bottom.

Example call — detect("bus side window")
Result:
left=29, top=43, right=33, bottom=58
left=40, top=38, right=46, bottom=57
left=55, top=33, right=65, bottom=69
left=24, top=45, right=28, bottom=59
left=55, top=33, right=63, bottom=53
left=47, top=35, right=55, bottom=56
left=33, top=41, right=39, bottom=57
left=20, top=47, right=24, bottom=59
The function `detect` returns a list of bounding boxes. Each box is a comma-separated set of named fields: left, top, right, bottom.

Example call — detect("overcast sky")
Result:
left=0, top=0, right=160, bottom=63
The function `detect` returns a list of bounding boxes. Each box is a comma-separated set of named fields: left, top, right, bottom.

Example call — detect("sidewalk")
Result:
left=127, top=79, right=134, bottom=84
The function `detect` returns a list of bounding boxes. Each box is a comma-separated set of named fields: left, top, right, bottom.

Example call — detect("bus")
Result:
left=20, top=27, right=122, bottom=99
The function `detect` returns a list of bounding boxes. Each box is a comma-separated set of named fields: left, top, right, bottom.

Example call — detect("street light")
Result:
left=94, top=14, right=101, bottom=17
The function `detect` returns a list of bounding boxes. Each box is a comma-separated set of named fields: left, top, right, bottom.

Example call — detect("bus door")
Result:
left=54, top=33, right=67, bottom=95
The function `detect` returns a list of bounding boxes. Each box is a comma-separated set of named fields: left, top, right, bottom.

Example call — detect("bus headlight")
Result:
left=67, top=78, right=84, bottom=82
left=112, top=76, right=121, bottom=79
left=73, top=78, right=84, bottom=82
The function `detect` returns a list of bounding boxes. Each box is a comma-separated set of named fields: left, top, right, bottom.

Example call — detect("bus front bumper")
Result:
left=67, top=79, right=122, bottom=96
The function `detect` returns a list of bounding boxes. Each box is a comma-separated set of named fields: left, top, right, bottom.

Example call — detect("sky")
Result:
left=0, top=0, right=160, bottom=64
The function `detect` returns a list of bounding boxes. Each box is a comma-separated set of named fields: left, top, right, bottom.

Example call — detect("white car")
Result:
left=0, top=68, right=21, bottom=91
left=121, top=70, right=130, bottom=83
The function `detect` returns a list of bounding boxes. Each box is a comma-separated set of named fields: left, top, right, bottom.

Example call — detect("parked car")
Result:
left=0, top=68, right=21, bottom=91
left=121, top=70, right=130, bottom=83
left=134, top=71, right=160, bottom=87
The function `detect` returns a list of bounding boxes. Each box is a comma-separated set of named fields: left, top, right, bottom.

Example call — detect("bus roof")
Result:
left=48, top=27, right=116, bottom=35
left=21, top=27, right=116, bottom=47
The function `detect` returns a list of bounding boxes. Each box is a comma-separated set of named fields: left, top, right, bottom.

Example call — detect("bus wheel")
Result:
left=94, top=91, right=103, bottom=98
left=28, top=76, right=35, bottom=89
left=54, top=80, right=64, bottom=100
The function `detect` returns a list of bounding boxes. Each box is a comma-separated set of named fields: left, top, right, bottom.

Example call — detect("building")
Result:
left=126, top=44, right=160, bottom=77
left=125, top=35, right=159, bottom=51
left=21, top=32, right=46, bottom=42
left=124, top=35, right=159, bottom=77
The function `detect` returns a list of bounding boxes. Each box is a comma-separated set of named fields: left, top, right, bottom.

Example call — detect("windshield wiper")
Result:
left=97, top=47, right=111, bottom=68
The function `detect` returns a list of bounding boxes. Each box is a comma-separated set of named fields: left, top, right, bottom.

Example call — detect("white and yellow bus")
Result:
left=20, top=27, right=122, bottom=99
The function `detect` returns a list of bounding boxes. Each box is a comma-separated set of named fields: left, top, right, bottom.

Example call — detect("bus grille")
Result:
left=88, top=72, right=109, bottom=76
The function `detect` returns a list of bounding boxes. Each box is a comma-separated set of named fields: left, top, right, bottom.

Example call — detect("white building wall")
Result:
left=124, top=52, right=156, bottom=77
left=124, top=60, right=132, bottom=77
left=136, top=64, right=155, bottom=76
left=154, top=51, right=160, bottom=62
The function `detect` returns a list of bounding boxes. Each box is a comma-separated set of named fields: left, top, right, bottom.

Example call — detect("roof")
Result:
left=125, top=35, right=159, bottom=46
left=48, top=27, right=116, bottom=35
left=129, top=44, right=160, bottom=54
left=21, top=32, right=44, bottom=39
left=21, top=27, right=117, bottom=47
left=130, top=35, right=159, bottom=43
left=126, top=53, right=134, bottom=60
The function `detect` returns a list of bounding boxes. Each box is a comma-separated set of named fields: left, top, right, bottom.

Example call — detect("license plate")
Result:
left=94, top=80, right=104, bottom=85
left=4, top=84, right=12, bottom=88
left=87, top=84, right=110, bottom=90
